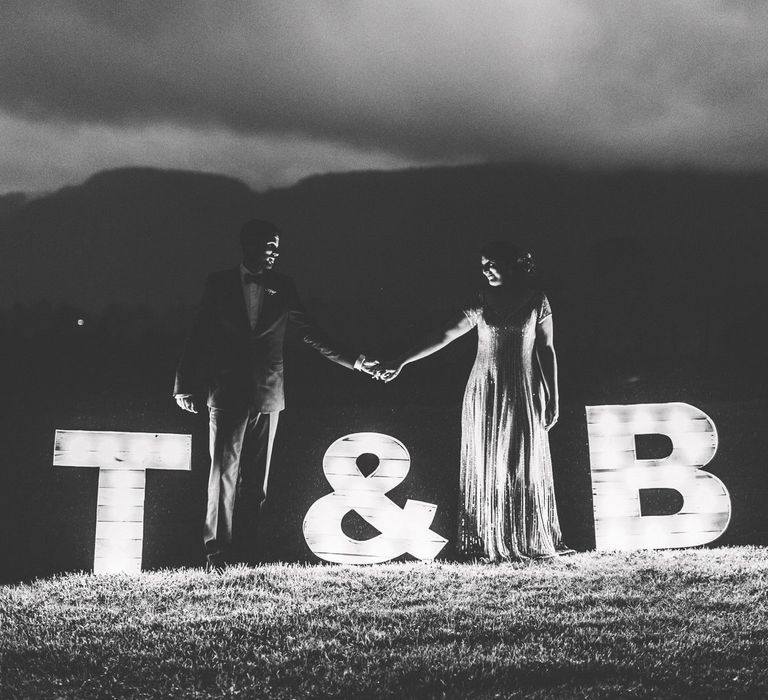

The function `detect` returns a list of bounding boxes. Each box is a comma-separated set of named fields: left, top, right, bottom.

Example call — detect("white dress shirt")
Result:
left=240, top=263, right=265, bottom=329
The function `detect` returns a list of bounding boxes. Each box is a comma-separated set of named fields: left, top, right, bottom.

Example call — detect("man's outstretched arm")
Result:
left=285, top=280, right=376, bottom=375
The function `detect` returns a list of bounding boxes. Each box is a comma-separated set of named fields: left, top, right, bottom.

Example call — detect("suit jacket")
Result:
left=174, top=267, right=354, bottom=412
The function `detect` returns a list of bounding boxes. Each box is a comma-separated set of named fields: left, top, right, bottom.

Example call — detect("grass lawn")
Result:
left=2, top=548, right=768, bottom=698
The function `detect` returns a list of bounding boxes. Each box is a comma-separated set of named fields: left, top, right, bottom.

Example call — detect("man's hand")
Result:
left=175, top=395, right=199, bottom=414
left=359, top=359, right=381, bottom=377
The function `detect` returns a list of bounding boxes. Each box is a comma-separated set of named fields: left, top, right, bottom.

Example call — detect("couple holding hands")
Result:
left=174, top=219, right=568, bottom=571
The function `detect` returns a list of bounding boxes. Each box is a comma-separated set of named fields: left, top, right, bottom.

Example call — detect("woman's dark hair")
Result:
left=480, top=241, right=536, bottom=276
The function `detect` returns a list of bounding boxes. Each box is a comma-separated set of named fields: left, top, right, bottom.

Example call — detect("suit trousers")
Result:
left=204, top=407, right=280, bottom=560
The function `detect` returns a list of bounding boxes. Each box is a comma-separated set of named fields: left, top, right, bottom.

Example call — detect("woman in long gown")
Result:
left=377, top=241, right=567, bottom=561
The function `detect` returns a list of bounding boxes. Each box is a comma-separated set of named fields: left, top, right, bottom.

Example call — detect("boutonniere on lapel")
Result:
left=265, top=288, right=278, bottom=296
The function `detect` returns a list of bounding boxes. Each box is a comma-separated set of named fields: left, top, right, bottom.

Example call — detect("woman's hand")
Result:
left=544, top=401, right=559, bottom=431
left=374, top=360, right=404, bottom=383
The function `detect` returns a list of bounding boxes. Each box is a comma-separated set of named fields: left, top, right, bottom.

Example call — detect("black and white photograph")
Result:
left=1, top=1, right=767, bottom=697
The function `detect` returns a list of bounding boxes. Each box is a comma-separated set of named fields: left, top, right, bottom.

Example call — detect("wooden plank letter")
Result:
left=53, top=430, right=192, bottom=574
left=303, top=432, right=447, bottom=564
left=586, top=403, right=730, bottom=550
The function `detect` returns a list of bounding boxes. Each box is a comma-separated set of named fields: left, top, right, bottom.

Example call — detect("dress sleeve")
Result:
left=536, top=292, right=552, bottom=324
left=461, top=293, right=483, bottom=328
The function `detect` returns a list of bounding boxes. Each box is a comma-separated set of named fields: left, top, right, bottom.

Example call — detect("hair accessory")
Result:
left=516, top=252, right=535, bottom=274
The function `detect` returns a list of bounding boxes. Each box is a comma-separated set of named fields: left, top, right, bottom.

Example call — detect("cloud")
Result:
left=1, top=0, right=767, bottom=191
left=0, top=111, right=435, bottom=193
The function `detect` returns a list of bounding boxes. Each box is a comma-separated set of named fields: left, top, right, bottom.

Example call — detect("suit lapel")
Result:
left=254, top=272, right=284, bottom=333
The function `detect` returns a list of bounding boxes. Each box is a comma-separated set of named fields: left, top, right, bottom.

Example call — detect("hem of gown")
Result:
left=455, top=540, right=571, bottom=564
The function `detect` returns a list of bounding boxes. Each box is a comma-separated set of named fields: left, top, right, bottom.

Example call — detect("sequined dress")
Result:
left=458, top=289, right=563, bottom=561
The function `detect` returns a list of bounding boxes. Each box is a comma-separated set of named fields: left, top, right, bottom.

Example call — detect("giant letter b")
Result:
left=586, top=402, right=730, bottom=550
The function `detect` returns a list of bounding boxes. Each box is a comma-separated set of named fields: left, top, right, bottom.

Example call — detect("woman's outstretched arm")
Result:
left=378, top=311, right=475, bottom=382
left=535, top=314, right=559, bottom=430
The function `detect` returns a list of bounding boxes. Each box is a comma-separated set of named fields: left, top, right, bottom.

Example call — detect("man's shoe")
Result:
left=205, top=553, right=227, bottom=573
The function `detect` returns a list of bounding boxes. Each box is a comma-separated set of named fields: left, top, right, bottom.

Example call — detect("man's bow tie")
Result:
left=243, top=272, right=264, bottom=284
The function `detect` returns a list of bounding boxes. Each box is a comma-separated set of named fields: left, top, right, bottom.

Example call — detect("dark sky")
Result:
left=2, top=1, right=767, bottom=193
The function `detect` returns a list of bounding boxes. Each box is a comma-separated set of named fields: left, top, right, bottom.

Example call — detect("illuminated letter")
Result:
left=54, top=430, right=191, bottom=574
left=586, top=403, right=730, bottom=550
left=303, top=432, right=448, bottom=564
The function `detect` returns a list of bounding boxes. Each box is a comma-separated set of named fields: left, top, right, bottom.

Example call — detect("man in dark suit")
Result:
left=174, top=219, right=376, bottom=570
